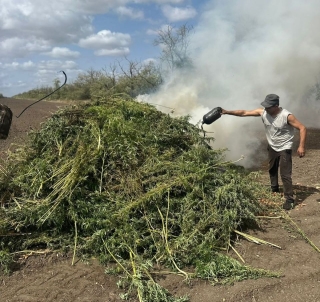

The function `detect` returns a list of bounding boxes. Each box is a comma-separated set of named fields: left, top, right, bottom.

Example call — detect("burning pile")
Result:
left=0, top=96, right=278, bottom=301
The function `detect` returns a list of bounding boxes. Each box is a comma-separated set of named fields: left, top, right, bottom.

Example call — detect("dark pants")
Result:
left=267, top=146, right=294, bottom=202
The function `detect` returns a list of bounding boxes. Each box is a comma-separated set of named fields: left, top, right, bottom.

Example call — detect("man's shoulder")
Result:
left=281, top=108, right=292, bottom=116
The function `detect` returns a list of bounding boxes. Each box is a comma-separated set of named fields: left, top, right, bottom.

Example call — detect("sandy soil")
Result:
left=0, top=98, right=320, bottom=302
left=0, top=98, right=69, bottom=157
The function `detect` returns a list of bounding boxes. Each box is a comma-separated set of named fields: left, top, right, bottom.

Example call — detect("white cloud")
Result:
left=2, top=62, right=18, bottom=69
left=137, top=0, right=184, bottom=4
left=115, top=6, right=144, bottom=19
left=38, top=60, right=78, bottom=71
left=146, top=29, right=158, bottom=35
left=71, top=0, right=186, bottom=14
left=95, top=48, right=130, bottom=56
left=34, top=61, right=81, bottom=87
left=147, top=24, right=171, bottom=35
left=1, top=82, right=13, bottom=88
left=62, top=61, right=79, bottom=69
left=161, top=5, right=197, bottom=22
left=43, top=47, right=80, bottom=59
left=142, top=58, right=158, bottom=65
left=16, top=81, right=27, bottom=87
left=21, top=61, right=35, bottom=69
left=1, top=60, right=35, bottom=71
left=0, top=37, right=51, bottom=58
left=63, top=0, right=129, bottom=14
left=0, top=0, right=94, bottom=49
left=79, top=30, right=131, bottom=56
left=0, top=0, right=187, bottom=61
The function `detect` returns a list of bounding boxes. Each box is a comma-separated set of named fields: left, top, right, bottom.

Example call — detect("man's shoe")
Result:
left=271, top=186, right=280, bottom=193
left=282, top=200, right=294, bottom=210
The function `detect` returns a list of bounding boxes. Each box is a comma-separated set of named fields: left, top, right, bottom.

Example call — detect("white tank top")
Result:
left=261, top=108, right=294, bottom=151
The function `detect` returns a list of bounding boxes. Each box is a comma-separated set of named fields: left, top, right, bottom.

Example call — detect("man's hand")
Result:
left=297, top=146, right=305, bottom=158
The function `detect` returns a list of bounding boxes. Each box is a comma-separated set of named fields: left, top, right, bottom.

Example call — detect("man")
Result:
left=221, top=94, right=307, bottom=210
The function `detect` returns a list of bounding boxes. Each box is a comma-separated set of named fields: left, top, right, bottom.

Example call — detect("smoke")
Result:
left=139, top=0, right=320, bottom=167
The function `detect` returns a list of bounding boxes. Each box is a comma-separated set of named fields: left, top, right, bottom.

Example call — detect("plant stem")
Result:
left=72, top=220, right=78, bottom=266
left=282, top=211, right=320, bottom=254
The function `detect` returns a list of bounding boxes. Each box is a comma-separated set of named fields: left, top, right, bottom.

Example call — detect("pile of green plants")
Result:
left=0, top=96, right=279, bottom=301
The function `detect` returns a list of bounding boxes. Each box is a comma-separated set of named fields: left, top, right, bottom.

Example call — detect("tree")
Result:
left=115, top=57, right=162, bottom=97
left=53, top=78, right=61, bottom=99
left=154, top=24, right=193, bottom=72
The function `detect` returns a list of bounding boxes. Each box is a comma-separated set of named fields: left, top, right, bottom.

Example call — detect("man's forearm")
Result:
left=222, top=109, right=245, bottom=116
left=299, top=126, right=307, bottom=148
left=221, top=108, right=263, bottom=117
left=222, top=109, right=247, bottom=116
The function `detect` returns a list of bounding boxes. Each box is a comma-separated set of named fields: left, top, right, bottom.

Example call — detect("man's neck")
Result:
left=269, top=107, right=282, bottom=118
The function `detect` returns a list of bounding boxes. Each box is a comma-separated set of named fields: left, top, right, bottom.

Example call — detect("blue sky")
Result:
left=0, top=0, right=208, bottom=97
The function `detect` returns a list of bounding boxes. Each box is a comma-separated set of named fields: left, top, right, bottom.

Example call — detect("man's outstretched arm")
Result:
left=221, top=108, right=263, bottom=117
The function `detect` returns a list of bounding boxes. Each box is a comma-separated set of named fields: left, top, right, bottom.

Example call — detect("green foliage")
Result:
left=195, top=253, right=279, bottom=284
left=115, top=255, right=189, bottom=302
left=13, top=61, right=162, bottom=101
left=0, top=96, right=278, bottom=300
left=0, top=250, right=13, bottom=275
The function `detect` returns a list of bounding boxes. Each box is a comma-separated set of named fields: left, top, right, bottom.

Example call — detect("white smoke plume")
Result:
left=139, top=0, right=320, bottom=167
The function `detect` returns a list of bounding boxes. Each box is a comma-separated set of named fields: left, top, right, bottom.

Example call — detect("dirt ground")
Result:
left=0, top=98, right=320, bottom=302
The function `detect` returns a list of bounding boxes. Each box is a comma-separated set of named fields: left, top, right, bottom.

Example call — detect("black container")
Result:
left=202, top=107, right=222, bottom=125
left=0, top=104, right=13, bottom=139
